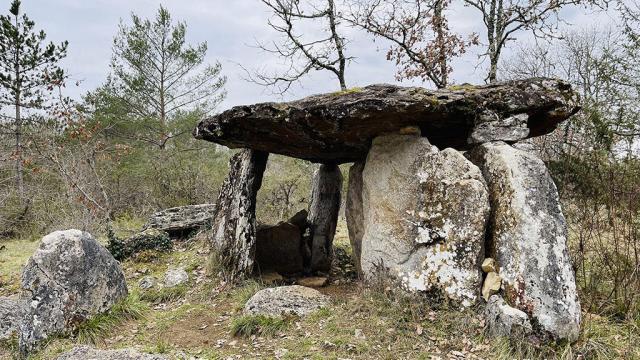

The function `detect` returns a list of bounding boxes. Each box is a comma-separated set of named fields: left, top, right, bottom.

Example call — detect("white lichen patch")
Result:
left=397, top=243, right=480, bottom=307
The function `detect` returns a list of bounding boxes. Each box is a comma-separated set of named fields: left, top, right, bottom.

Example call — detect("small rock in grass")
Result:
left=138, top=276, right=157, bottom=290
left=164, top=268, right=189, bottom=287
left=244, top=285, right=329, bottom=317
left=56, top=345, right=167, bottom=359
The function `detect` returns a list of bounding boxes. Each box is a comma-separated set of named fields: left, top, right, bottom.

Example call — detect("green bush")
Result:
left=107, top=228, right=171, bottom=261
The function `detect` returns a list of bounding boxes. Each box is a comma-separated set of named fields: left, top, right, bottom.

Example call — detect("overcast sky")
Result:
left=14, top=0, right=622, bottom=110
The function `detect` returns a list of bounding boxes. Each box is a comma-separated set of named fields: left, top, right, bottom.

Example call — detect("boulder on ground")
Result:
left=144, top=204, right=216, bottom=235
left=0, top=296, right=20, bottom=341
left=19, top=230, right=128, bottom=355
left=107, top=228, right=171, bottom=261
left=359, top=135, right=490, bottom=307
left=244, top=285, right=329, bottom=317
left=57, top=346, right=167, bottom=360
left=484, top=295, right=533, bottom=337
left=164, top=268, right=189, bottom=288
left=470, top=141, right=580, bottom=341
left=256, top=221, right=304, bottom=275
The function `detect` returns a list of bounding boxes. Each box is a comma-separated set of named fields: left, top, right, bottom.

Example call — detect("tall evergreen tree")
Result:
left=0, top=0, right=67, bottom=202
left=104, top=6, right=226, bottom=149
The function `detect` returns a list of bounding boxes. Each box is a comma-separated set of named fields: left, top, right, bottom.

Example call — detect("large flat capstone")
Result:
left=194, top=78, right=579, bottom=163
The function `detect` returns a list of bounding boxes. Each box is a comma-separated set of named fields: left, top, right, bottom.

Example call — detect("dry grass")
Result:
left=1, top=220, right=639, bottom=359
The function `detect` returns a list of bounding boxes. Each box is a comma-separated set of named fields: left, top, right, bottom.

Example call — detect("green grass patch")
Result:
left=229, top=279, right=263, bottom=311
left=329, top=87, right=363, bottom=96
left=231, top=314, right=287, bottom=337
left=76, top=293, right=148, bottom=344
left=139, top=284, right=188, bottom=303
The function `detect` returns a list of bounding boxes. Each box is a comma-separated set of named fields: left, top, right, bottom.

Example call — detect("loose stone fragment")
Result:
left=484, top=295, right=533, bottom=337
left=481, top=258, right=497, bottom=273
left=482, top=272, right=502, bottom=301
left=244, top=285, right=329, bottom=317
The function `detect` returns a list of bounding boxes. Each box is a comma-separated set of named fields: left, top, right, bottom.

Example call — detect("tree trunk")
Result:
left=15, top=94, right=24, bottom=202
left=210, top=149, right=269, bottom=281
left=306, top=163, right=342, bottom=272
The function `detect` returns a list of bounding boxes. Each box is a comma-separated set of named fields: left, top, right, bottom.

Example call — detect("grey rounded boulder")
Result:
left=244, top=285, right=329, bottom=317
left=57, top=346, right=167, bottom=359
left=19, top=230, right=128, bottom=355
left=0, top=296, right=21, bottom=341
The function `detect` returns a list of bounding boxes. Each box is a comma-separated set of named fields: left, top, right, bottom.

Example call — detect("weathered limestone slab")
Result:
left=19, top=230, right=128, bottom=356
left=210, top=149, right=269, bottom=280
left=307, top=164, right=342, bottom=272
left=469, top=141, right=580, bottom=341
left=360, top=135, right=490, bottom=307
left=194, top=78, right=579, bottom=163
left=144, top=204, right=216, bottom=234
left=345, top=161, right=365, bottom=275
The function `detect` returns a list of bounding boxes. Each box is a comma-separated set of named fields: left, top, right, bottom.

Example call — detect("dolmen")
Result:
left=194, top=78, right=582, bottom=342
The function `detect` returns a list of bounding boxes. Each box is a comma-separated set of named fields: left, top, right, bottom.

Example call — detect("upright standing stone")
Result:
left=345, top=161, right=365, bottom=275
left=19, top=230, right=128, bottom=356
left=469, top=141, right=580, bottom=341
left=360, top=135, right=490, bottom=307
left=307, top=164, right=342, bottom=272
left=211, top=149, right=269, bottom=281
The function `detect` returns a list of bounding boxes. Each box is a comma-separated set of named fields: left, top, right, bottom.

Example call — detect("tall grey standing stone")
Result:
left=469, top=141, right=580, bottom=341
left=19, top=230, right=128, bottom=356
left=361, top=135, right=490, bottom=307
left=345, top=161, right=365, bottom=275
left=307, top=164, right=342, bottom=272
left=210, top=149, right=269, bottom=281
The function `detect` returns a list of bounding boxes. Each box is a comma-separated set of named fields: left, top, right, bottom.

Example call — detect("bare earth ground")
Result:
left=1, top=221, right=638, bottom=359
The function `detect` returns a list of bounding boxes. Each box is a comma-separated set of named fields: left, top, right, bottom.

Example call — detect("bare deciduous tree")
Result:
left=253, top=0, right=351, bottom=93
left=463, top=0, right=604, bottom=82
left=348, top=0, right=476, bottom=88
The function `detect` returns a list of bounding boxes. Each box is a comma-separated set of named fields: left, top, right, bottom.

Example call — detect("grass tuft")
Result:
left=139, top=284, right=188, bottom=303
left=76, top=293, right=147, bottom=344
left=231, top=314, right=287, bottom=337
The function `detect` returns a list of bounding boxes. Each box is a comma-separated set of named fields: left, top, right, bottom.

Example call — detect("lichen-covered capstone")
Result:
left=19, top=230, right=128, bottom=355
left=359, top=135, right=490, bottom=307
left=195, top=78, right=579, bottom=163
left=470, top=142, right=580, bottom=341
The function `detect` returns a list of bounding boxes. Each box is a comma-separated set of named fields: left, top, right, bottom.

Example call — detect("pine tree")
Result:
left=0, top=0, right=68, bottom=202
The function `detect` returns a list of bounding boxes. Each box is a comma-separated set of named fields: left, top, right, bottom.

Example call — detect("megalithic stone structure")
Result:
left=209, top=149, right=268, bottom=281
left=306, top=163, right=343, bottom=273
left=194, top=77, right=582, bottom=341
